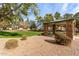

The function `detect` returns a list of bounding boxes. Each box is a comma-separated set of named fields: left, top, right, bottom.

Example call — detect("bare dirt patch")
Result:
left=0, top=36, right=79, bottom=56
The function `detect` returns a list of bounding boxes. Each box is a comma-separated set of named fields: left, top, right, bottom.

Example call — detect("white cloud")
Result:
left=72, top=4, right=79, bottom=14
left=60, top=3, right=69, bottom=15
left=0, top=4, right=2, bottom=9
left=61, top=3, right=69, bottom=12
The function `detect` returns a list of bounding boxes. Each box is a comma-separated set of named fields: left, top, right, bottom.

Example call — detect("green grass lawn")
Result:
left=0, top=31, right=42, bottom=38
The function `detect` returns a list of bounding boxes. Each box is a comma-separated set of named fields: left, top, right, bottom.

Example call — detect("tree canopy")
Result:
left=0, top=3, right=79, bottom=31
left=0, top=3, right=39, bottom=22
left=44, top=13, right=54, bottom=23
left=0, top=3, right=39, bottom=29
left=63, top=13, right=73, bottom=19
left=54, top=12, right=61, bottom=20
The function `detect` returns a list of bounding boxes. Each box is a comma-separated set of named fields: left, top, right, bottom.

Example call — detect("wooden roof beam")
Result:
left=51, top=18, right=74, bottom=24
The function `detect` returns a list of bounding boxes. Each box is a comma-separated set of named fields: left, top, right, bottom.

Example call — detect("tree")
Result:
left=35, top=16, right=44, bottom=30
left=54, top=12, right=61, bottom=20
left=73, top=12, right=79, bottom=30
left=63, top=13, right=73, bottom=19
left=29, top=20, right=37, bottom=31
left=44, top=13, right=54, bottom=23
left=35, top=16, right=43, bottom=26
left=35, top=16, right=43, bottom=22
left=18, top=21, right=28, bottom=29
left=0, top=21, right=10, bottom=30
left=0, top=3, right=39, bottom=29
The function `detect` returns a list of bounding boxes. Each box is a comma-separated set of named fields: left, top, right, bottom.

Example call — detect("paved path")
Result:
left=0, top=36, right=79, bottom=56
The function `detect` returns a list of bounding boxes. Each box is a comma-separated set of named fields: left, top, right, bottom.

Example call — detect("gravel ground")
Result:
left=0, top=36, right=79, bottom=56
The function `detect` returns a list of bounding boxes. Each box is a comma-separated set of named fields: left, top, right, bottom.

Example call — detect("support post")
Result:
left=44, top=23, right=49, bottom=35
left=52, top=24, right=56, bottom=35
left=66, top=20, right=74, bottom=40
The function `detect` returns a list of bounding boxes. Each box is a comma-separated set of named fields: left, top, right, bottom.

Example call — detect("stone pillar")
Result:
left=52, top=24, right=56, bottom=35
left=44, top=23, right=49, bottom=35
left=66, top=20, right=74, bottom=40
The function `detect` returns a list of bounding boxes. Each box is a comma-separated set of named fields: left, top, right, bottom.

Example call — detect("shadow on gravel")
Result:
left=44, top=40, right=66, bottom=46
left=44, top=40, right=71, bottom=47
left=44, top=40, right=57, bottom=44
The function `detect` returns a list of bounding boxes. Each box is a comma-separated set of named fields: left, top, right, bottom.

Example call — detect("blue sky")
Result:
left=23, top=3, right=79, bottom=21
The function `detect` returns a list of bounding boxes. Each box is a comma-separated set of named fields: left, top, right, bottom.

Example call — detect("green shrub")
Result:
left=20, top=35, right=27, bottom=40
left=5, top=39, right=18, bottom=49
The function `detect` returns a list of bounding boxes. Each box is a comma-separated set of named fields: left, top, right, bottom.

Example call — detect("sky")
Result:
left=23, top=3, right=79, bottom=21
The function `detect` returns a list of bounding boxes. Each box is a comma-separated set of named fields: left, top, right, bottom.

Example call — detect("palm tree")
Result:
left=44, top=13, right=54, bottom=23
left=54, top=12, right=61, bottom=20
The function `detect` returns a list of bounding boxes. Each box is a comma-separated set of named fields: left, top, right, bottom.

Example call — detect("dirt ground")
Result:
left=0, top=36, right=79, bottom=56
